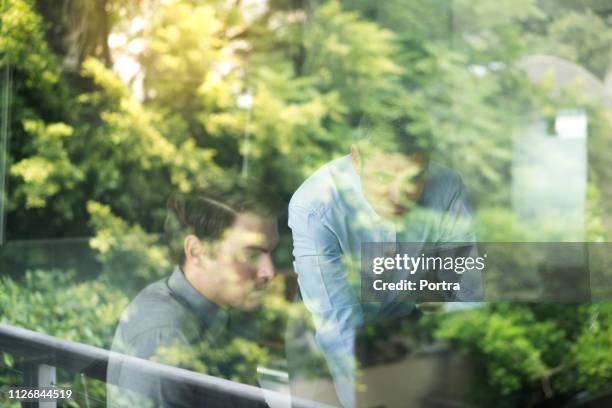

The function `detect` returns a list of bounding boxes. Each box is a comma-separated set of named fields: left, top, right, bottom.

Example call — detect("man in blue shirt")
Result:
left=288, top=120, right=482, bottom=407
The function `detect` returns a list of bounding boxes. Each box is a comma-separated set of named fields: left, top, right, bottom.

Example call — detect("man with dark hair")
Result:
left=288, top=117, right=482, bottom=407
left=107, top=189, right=279, bottom=407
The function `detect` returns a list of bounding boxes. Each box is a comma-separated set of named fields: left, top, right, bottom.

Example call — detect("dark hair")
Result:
left=355, top=114, right=435, bottom=156
left=164, top=183, right=284, bottom=267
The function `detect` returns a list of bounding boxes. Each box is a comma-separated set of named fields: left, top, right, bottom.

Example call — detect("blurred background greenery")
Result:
left=1, top=0, right=612, bottom=407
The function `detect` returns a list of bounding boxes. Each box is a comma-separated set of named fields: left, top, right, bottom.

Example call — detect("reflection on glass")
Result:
left=1, top=1, right=612, bottom=407
left=288, top=122, right=483, bottom=406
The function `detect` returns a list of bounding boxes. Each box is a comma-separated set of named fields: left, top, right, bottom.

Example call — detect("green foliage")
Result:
left=544, top=10, right=612, bottom=79
left=435, top=303, right=612, bottom=406
left=573, top=303, right=612, bottom=391
left=0, top=270, right=127, bottom=347
left=2, top=352, right=14, bottom=369
left=3, top=0, right=609, bottom=236
left=437, top=306, right=549, bottom=395
left=87, top=201, right=170, bottom=289
left=302, top=1, right=403, bottom=119
left=3, top=0, right=612, bottom=406
left=141, top=1, right=226, bottom=114
left=11, top=120, right=83, bottom=210
left=0, top=0, right=59, bottom=88
left=78, top=57, right=222, bottom=215
left=0, top=271, right=305, bottom=390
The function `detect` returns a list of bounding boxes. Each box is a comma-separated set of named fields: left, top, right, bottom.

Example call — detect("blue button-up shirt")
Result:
left=288, top=155, right=481, bottom=407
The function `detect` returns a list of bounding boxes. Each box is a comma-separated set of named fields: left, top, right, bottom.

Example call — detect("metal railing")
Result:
left=0, top=324, right=333, bottom=408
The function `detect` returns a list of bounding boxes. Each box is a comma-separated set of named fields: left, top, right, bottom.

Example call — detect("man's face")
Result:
left=360, top=150, right=428, bottom=217
left=211, top=212, right=279, bottom=311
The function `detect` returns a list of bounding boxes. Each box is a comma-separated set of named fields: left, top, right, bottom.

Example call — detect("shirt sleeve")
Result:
left=437, top=177, right=484, bottom=305
left=288, top=203, right=361, bottom=408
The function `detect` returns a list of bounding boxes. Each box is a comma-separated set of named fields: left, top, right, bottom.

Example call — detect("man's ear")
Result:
left=350, top=144, right=361, bottom=176
left=184, top=235, right=203, bottom=265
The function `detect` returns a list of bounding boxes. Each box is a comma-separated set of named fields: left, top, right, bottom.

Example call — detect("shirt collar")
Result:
left=167, top=266, right=229, bottom=331
left=331, top=154, right=381, bottom=221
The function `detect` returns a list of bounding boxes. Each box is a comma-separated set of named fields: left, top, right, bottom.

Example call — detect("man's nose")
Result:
left=257, top=253, right=276, bottom=282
